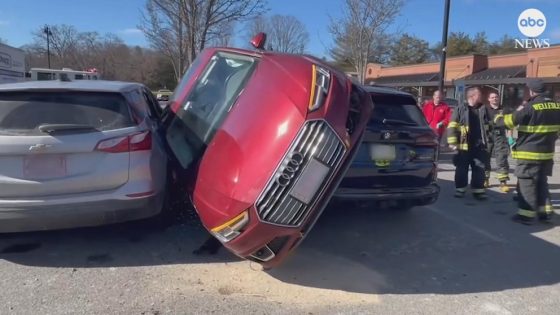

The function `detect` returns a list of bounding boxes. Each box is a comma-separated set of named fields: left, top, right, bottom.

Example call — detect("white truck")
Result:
left=0, top=43, right=25, bottom=84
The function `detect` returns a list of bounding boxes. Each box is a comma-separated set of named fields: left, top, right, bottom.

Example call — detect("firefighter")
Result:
left=494, top=79, right=560, bottom=224
left=484, top=92, right=512, bottom=192
left=447, top=86, right=491, bottom=200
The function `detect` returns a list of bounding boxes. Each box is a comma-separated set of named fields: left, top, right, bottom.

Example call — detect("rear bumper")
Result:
left=334, top=183, right=440, bottom=201
left=0, top=193, right=164, bottom=233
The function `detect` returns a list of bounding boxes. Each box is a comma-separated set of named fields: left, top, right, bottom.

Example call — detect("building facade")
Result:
left=365, top=46, right=560, bottom=110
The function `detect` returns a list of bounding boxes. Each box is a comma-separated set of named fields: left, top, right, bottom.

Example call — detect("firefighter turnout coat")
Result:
left=494, top=95, right=560, bottom=161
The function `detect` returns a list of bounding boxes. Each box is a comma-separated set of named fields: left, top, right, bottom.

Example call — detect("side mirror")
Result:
left=250, top=32, right=267, bottom=50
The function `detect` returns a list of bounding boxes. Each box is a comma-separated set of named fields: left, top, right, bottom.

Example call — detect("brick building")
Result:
left=364, top=46, right=560, bottom=110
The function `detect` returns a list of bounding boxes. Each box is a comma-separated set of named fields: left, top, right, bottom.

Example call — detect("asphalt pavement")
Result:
left=1, top=155, right=560, bottom=315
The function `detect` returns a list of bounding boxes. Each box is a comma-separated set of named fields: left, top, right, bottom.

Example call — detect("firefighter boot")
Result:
left=499, top=181, right=510, bottom=193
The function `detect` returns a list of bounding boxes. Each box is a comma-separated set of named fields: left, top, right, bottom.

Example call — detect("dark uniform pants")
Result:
left=486, top=131, right=510, bottom=182
left=454, top=147, right=490, bottom=193
left=515, top=160, right=554, bottom=218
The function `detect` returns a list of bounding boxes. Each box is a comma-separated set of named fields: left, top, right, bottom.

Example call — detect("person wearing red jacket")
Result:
left=422, top=90, right=451, bottom=141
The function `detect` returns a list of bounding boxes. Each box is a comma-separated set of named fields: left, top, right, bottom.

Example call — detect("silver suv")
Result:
left=0, top=80, right=168, bottom=232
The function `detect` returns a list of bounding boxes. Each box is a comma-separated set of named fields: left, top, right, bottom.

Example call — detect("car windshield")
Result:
left=165, top=51, right=258, bottom=169
left=371, top=94, right=428, bottom=127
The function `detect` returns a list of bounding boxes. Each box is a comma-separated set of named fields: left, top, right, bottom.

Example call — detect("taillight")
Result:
left=95, top=131, right=152, bottom=153
left=130, top=130, right=152, bottom=151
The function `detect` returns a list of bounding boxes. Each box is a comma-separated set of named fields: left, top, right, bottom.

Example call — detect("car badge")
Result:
left=383, top=132, right=391, bottom=140
left=28, top=144, right=52, bottom=151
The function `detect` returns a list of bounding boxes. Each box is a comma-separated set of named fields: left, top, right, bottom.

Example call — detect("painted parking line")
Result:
left=425, top=205, right=507, bottom=243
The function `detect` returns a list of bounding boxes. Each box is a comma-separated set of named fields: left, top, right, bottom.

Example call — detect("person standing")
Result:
left=447, top=86, right=491, bottom=200
left=484, top=92, right=512, bottom=192
left=423, top=90, right=451, bottom=142
left=494, top=79, right=560, bottom=224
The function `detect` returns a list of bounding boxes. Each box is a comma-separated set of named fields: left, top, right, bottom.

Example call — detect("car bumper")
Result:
left=334, top=183, right=440, bottom=201
left=222, top=130, right=365, bottom=269
left=0, top=193, right=164, bottom=233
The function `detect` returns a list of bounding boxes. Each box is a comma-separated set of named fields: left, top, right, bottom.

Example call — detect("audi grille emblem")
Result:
left=383, top=132, right=391, bottom=140
left=277, top=152, right=304, bottom=187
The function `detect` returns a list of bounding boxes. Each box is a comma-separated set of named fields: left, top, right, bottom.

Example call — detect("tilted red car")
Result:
left=163, top=35, right=373, bottom=268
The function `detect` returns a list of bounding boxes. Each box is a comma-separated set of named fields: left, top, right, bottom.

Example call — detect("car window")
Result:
left=0, top=91, right=134, bottom=135
left=165, top=51, right=258, bottom=169
left=142, top=89, right=162, bottom=118
left=370, top=94, right=428, bottom=127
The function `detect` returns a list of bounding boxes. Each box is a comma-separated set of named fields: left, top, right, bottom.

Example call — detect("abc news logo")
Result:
left=515, top=8, right=550, bottom=49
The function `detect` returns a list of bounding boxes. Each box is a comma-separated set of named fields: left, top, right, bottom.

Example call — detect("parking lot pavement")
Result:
left=1, top=159, right=560, bottom=314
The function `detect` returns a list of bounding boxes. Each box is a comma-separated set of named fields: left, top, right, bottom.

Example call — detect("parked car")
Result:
left=162, top=33, right=373, bottom=268
left=155, top=89, right=173, bottom=101
left=335, top=86, right=440, bottom=210
left=0, top=80, right=169, bottom=232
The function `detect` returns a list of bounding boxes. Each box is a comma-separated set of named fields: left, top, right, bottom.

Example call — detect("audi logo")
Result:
left=277, top=152, right=304, bottom=187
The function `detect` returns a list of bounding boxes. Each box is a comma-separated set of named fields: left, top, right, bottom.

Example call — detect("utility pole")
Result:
left=43, top=25, right=52, bottom=69
left=438, top=0, right=451, bottom=95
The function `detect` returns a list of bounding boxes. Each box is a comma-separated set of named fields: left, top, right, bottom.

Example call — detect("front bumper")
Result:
left=334, top=183, right=440, bottom=201
left=222, top=127, right=366, bottom=268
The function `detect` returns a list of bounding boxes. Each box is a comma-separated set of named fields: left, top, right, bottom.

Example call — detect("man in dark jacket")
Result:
left=447, top=86, right=491, bottom=200
left=485, top=92, right=512, bottom=192
left=495, top=79, right=560, bottom=224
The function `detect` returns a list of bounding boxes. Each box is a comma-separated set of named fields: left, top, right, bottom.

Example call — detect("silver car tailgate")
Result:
left=0, top=128, right=138, bottom=198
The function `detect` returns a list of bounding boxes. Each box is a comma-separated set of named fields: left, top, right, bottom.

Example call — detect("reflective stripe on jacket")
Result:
left=494, top=95, right=560, bottom=161
left=447, top=104, right=490, bottom=151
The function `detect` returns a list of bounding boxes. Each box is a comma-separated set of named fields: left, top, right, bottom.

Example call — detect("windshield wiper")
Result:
left=382, top=118, right=417, bottom=126
left=38, top=124, right=98, bottom=134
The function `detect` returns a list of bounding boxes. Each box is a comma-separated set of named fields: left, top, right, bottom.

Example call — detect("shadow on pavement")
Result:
left=268, top=172, right=560, bottom=295
left=0, top=197, right=240, bottom=268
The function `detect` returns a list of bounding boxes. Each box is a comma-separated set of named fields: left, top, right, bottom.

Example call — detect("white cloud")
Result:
left=118, top=28, right=143, bottom=36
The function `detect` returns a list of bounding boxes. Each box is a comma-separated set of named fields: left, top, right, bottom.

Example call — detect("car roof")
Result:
left=0, top=80, right=145, bottom=93
left=362, top=85, right=415, bottom=98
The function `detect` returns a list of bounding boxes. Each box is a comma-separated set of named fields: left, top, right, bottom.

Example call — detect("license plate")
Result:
left=369, top=144, right=396, bottom=161
left=290, top=158, right=330, bottom=204
left=23, top=155, right=67, bottom=179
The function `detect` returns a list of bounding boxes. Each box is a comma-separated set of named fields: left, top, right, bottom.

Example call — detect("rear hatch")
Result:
left=0, top=91, right=139, bottom=198
left=342, top=92, right=438, bottom=189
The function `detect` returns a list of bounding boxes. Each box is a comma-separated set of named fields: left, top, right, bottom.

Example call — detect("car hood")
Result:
left=192, top=55, right=313, bottom=228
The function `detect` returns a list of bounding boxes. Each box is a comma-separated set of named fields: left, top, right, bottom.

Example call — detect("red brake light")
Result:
left=95, top=131, right=152, bottom=153
left=130, top=130, right=152, bottom=151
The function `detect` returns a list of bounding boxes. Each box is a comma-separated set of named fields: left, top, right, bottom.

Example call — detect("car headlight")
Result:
left=210, top=211, right=249, bottom=243
left=308, top=65, right=331, bottom=112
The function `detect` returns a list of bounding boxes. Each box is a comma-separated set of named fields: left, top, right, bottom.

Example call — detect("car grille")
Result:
left=255, top=120, right=346, bottom=227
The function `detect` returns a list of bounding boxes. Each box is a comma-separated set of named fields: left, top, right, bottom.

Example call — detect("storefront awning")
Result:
left=365, top=72, right=445, bottom=87
left=459, top=66, right=526, bottom=85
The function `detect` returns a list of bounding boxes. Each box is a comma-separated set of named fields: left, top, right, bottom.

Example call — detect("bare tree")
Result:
left=31, top=24, right=81, bottom=68
left=207, top=20, right=236, bottom=47
left=328, top=0, right=404, bottom=83
left=246, top=14, right=309, bottom=53
left=139, top=0, right=267, bottom=82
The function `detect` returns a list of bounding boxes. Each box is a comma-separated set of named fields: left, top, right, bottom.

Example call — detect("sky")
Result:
left=1, top=0, right=559, bottom=58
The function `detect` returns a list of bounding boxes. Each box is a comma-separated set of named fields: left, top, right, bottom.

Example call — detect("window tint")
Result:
left=370, top=94, right=428, bottom=127
left=75, top=74, right=84, bottom=80
left=0, top=91, right=134, bottom=135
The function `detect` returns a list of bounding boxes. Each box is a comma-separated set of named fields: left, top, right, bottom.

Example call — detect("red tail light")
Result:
left=95, top=131, right=152, bottom=153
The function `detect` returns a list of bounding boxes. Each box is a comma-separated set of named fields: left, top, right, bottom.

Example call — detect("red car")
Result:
left=163, top=34, right=373, bottom=268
